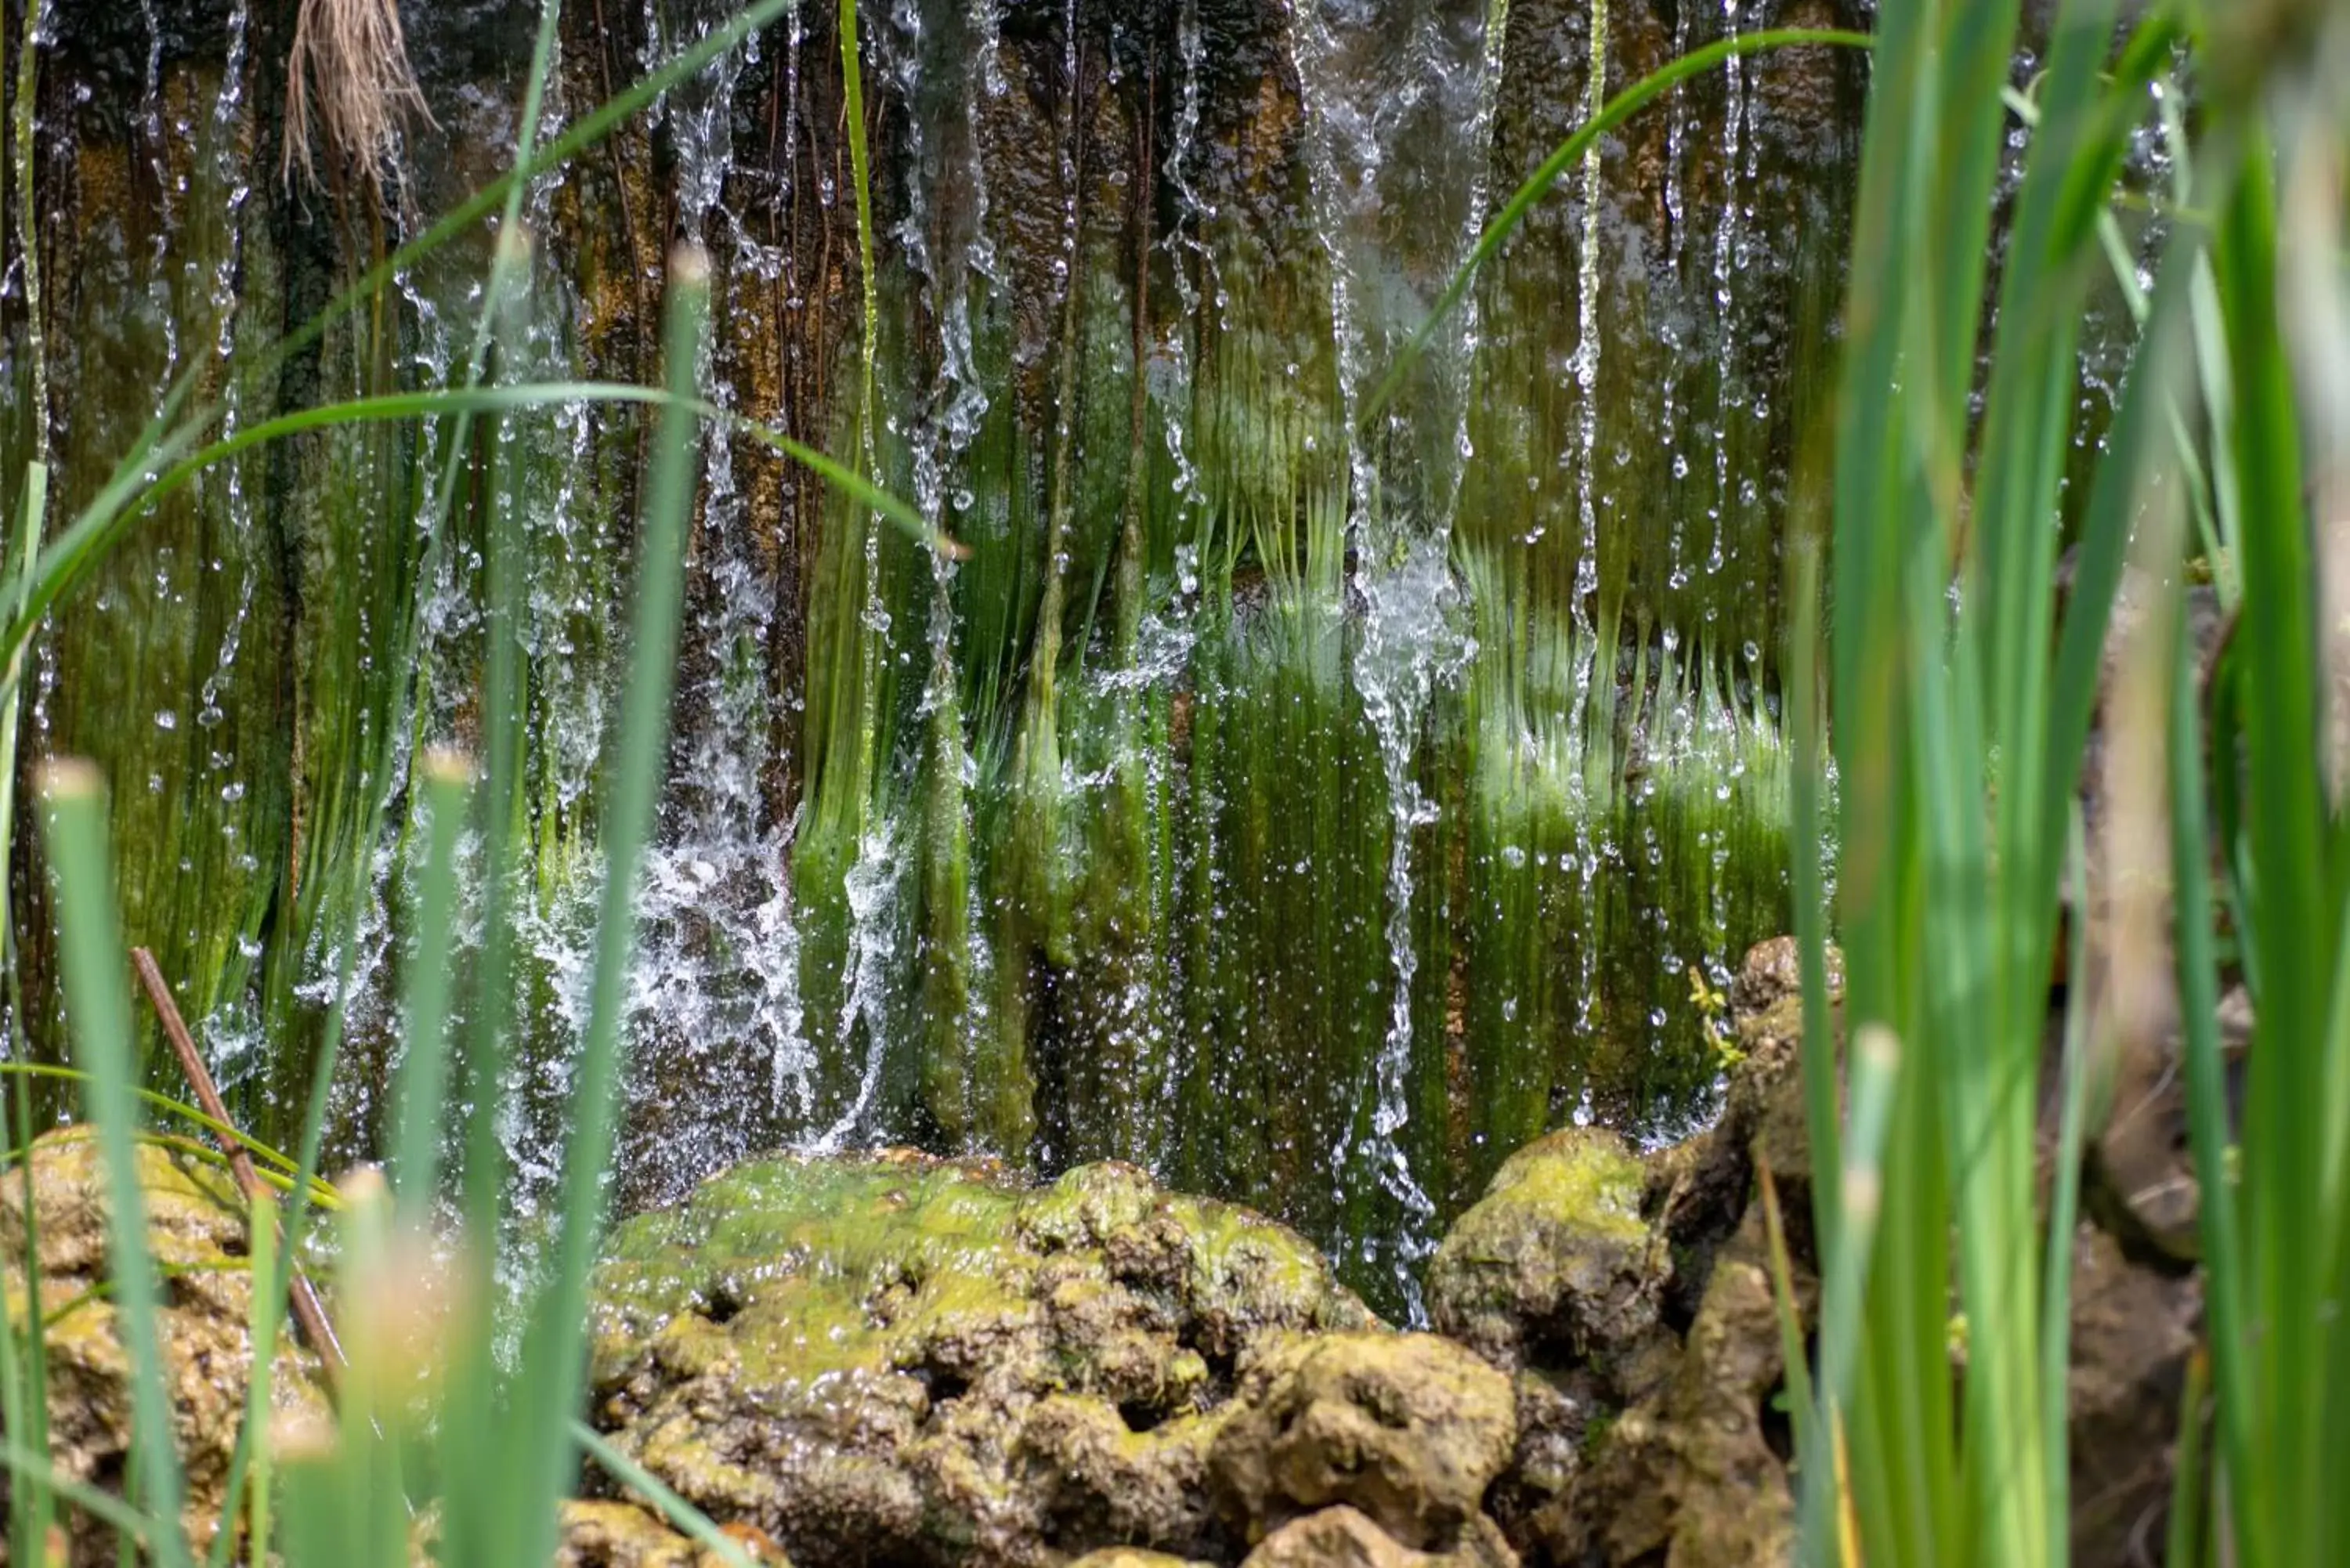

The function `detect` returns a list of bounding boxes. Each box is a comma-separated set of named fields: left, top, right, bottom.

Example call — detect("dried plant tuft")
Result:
left=282, top=0, right=433, bottom=201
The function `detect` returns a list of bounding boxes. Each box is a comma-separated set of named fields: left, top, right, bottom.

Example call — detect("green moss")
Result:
left=1471, top=1128, right=1651, bottom=1248
left=591, top=1151, right=1368, bottom=1404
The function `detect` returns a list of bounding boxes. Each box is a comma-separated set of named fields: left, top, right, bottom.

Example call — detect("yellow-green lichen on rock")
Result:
left=587, top=1151, right=1372, bottom=1567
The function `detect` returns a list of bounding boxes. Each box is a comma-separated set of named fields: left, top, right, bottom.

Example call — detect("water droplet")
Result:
left=154, top=710, right=178, bottom=731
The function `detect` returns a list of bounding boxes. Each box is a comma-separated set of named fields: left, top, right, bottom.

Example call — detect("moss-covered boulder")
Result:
left=587, top=1150, right=1372, bottom=1568
left=1208, top=1333, right=1516, bottom=1553
left=0, top=1128, right=332, bottom=1564
left=1425, top=1129, right=1664, bottom=1382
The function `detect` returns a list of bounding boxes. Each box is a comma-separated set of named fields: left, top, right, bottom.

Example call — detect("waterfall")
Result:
left=1288, top=0, right=1511, bottom=1313
left=5, top=0, right=1872, bottom=1318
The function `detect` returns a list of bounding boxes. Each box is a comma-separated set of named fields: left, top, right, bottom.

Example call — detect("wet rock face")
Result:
left=1207, top=1333, right=1517, bottom=1553
left=0, top=1129, right=332, bottom=1566
left=1537, top=1211, right=1795, bottom=1568
left=586, top=1150, right=1372, bottom=1568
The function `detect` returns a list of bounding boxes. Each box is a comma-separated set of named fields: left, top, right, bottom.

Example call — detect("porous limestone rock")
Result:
left=1065, top=1551, right=1216, bottom=1568
left=587, top=1151, right=1372, bottom=1568
left=1206, top=1332, right=1516, bottom=1552
left=1538, top=1212, right=1794, bottom=1568
left=1424, top=1128, right=1664, bottom=1383
left=556, top=1498, right=789, bottom=1566
left=1235, top=1505, right=1519, bottom=1568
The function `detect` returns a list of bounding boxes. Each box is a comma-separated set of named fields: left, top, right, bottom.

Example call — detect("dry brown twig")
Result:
left=130, top=946, right=349, bottom=1394
left=282, top=0, right=434, bottom=202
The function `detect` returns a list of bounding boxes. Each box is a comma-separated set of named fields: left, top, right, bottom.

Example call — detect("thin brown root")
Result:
left=282, top=0, right=434, bottom=201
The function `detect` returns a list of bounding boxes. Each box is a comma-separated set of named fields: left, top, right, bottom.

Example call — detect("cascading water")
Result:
left=5, top=0, right=1880, bottom=1317
left=1287, top=0, right=1509, bottom=1306
left=606, top=0, right=818, bottom=1190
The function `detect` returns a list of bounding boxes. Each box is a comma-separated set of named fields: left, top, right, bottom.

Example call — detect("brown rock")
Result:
left=1065, top=1552, right=1217, bottom=1568
left=1542, top=1209, right=1795, bottom=1568
left=556, top=1498, right=788, bottom=1566
left=0, top=1129, right=332, bottom=1564
left=1209, top=1332, right=1515, bottom=1552
left=2066, top=1223, right=2200, bottom=1566
left=1238, top=1505, right=1519, bottom=1568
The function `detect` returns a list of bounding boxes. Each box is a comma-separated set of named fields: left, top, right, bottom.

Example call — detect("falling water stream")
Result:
left=3, top=0, right=1875, bottom=1315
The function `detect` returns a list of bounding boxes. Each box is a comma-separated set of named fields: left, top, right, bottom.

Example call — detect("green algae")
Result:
left=1464, top=1126, right=1650, bottom=1247
left=591, top=1152, right=1365, bottom=1396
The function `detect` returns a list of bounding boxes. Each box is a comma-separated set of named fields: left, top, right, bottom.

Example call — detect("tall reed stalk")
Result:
left=1788, top=2, right=2350, bottom=1564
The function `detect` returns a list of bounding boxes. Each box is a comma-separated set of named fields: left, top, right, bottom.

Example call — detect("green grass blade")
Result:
left=506, top=246, right=710, bottom=1568
left=1788, top=537, right=1842, bottom=1260
left=392, top=753, right=475, bottom=1228
left=1755, top=1161, right=1820, bottom=1506
left=2035, top=814, right=2095, bottom=1554
left=0, top=1090, right=43, bottom=1568
left=1802, top=1022, right=1904, bottom=1567
left=2211, top=123, right=2325, bottom=1566
left=205, top=1190, right=284, bottom=1568
left=0, top=461, right=49, bottom=986
left=7, top=1077, right=54, bottom=1562
left=38, top=762, right=192, bottom=1568
left=2168, top=605, right=2255, bottom=1562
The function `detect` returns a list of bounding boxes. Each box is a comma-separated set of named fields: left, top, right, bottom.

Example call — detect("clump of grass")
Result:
left=1780, top=2, right=2350, bottom=1565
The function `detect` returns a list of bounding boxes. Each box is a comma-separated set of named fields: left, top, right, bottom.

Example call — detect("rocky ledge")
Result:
left=580, top=938, right=2200, bottom=1568
left=8, top=938, right=2201, bottom=1567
